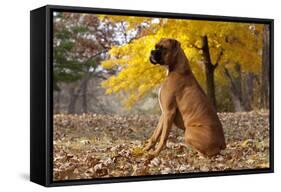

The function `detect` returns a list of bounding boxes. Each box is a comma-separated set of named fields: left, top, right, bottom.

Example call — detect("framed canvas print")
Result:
left=30, top=5, right=274, bottom=187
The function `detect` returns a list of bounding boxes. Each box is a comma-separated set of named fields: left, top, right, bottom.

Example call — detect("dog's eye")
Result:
left=157, top=46, right=166, bottom=50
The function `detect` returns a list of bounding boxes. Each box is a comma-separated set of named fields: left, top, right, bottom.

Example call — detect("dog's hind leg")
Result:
left=143, top=115, right=163, bottom=151
left=173, top=109, right=185, bottom=130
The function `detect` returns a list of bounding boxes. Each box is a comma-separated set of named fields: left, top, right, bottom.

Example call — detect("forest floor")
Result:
left=53, top=111, right=270, bottom=181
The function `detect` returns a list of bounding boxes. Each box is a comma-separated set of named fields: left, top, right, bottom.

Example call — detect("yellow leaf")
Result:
left=131, top=146, right=144, bottom=156
left=257, top=162, right=270, bottom=168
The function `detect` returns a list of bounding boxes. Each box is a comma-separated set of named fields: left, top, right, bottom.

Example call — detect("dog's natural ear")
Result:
left=170, top=39, right=181, bottom=50
left=170, top=39, right=181, bottom=58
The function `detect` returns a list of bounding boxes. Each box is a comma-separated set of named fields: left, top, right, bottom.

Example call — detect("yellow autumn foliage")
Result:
left=100, top=15, right=264, bottom=108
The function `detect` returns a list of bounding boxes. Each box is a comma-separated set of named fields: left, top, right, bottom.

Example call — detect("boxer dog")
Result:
left=144, top=38, right=226, bottom=156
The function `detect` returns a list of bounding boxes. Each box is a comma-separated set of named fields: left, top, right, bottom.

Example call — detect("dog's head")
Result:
left=150, top=38, right=181, bottom=66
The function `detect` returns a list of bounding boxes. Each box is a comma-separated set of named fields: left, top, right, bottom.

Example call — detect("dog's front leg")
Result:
left=144, top=115, right=163, bottom=151
left=149, top=110, right=175, bottom=156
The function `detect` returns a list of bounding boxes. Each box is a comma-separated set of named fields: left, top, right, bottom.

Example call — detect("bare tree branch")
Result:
left=214, top=48, right=224, bottom=67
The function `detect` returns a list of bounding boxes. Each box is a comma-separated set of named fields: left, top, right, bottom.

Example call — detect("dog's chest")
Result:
left=158, top=69, right=170, bottom=113
left=158, top=87, right=163, bottom=113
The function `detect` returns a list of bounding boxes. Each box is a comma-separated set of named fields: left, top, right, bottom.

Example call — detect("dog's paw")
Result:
left=148, top=150, right=160, bottom=157
left=143, top=145, right=151, bottom=151
left=143, top=140, right=153, bottom=151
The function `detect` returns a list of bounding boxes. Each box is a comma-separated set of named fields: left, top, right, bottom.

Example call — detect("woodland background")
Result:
left=53, top=12, right=270, bottom=114
left=52, top=12, right=270, bottom=180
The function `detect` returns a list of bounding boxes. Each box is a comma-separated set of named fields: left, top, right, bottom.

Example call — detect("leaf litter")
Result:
left=53, top=111, right=270, bottom=181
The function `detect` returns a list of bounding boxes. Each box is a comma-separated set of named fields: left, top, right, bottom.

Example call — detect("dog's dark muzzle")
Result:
left=150, top=49, right=162, bottom=65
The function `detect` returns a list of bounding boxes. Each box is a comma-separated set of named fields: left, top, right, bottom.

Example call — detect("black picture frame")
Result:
left=30, top=4, right=274, bottom=187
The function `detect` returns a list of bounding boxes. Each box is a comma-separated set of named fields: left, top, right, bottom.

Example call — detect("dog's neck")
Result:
left=168, top=48, right=191, bottom=75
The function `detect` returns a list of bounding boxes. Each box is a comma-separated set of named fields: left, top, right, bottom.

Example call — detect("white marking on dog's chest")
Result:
left=158, top=69, right=168, bottom=113
left=158, top=87, right=163, bottom=113
left=164, top=66, right=169, bottom=76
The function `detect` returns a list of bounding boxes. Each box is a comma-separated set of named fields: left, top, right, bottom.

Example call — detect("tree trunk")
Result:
left=202, top=35, right=217, bottom=109
left=243, top=72, right=255, bottom=111
left=68, top=85, right=81, bottom=114
left=82, top=81, right=88, bottom=113
left=229, top=90, right=245, bottom=112
left=54, top=90, right=61, bottom=113
left=224, top=66, right=245, bottom=112
left=81, top=73, right=93, bottom=113
left=261, top=24, right=270, bottom=109
left=68, top=69, right=94, bottom=114
left=224, top=65, right=256, bottom=112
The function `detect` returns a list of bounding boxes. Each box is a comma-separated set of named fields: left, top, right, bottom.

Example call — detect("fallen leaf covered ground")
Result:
left=53, top=111, right=270, bottom=181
